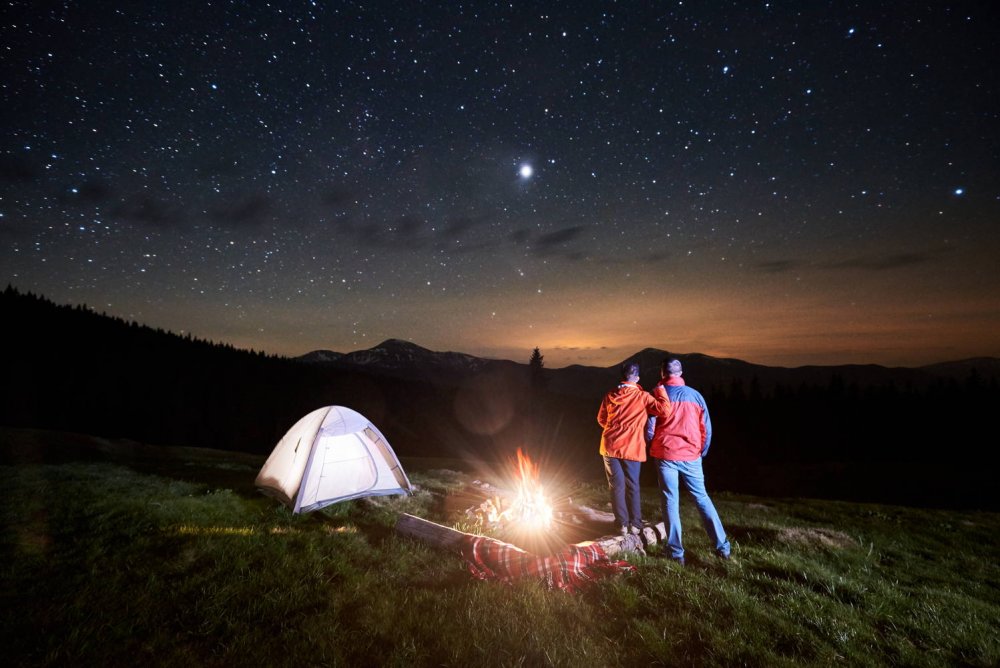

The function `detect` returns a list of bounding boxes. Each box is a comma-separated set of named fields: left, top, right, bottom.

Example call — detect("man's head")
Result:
left=621, top=362, right=640, bottom=382
left=661, top=358, right=683, bottom=378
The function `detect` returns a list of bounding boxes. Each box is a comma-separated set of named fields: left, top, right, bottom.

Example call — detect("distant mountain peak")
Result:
left=297, top=349, right=343, bottom=364
left=296, top=337, right=508, bottom=380
left=373, top=338, right=431, bottom=353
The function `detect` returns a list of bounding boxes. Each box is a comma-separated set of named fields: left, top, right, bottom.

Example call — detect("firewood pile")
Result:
left=399, top=479, right=669, bottom=558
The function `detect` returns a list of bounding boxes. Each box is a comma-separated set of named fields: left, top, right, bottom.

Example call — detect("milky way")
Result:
left=2, top=2, right=998, bottom=367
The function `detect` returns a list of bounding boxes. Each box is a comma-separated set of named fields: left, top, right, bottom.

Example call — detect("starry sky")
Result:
left=3, top=1, right=998, bottom=368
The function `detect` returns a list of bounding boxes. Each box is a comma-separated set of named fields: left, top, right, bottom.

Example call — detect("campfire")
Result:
left=468, top=448, right=584, bottom=554
left=498, top=447, right=554, bottom=529
left=395, top=447, right=665, bottom=587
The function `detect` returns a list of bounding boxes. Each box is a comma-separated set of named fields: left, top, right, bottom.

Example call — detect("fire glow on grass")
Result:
left=498, top=447, right=554, bottom=531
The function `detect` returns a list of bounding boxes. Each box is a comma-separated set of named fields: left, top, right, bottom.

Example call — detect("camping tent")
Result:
left=255, top=405, right=412, bottom=513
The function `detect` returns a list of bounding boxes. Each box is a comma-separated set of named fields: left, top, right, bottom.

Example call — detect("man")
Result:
left=646, top=358, right=731, bottom=565
left=597, top=362, right=672, bottom=536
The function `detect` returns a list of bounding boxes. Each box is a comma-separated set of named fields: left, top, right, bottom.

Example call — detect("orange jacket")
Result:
left=597, top=383, right=672, bottom=462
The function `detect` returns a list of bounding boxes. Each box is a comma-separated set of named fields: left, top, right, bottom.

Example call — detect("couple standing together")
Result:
left=597, top=358, right=731, bottom=565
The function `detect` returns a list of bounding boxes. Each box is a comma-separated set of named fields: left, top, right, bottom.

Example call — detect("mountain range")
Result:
left=297, top=338, right=1000, bottom=399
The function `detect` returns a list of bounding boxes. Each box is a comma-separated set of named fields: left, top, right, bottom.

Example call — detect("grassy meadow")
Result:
left=1, top=427, right=998, bottom=667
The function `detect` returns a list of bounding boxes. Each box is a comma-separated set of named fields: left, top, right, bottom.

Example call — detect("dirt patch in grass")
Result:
left=746, top=503, right=773, bottom=512
left=778, top=526, right=856, bottom=550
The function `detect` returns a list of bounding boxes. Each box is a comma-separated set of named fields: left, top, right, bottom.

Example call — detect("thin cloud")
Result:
left=536, top=225, right=585, bottom=248
left=0, top=218, right=32, bottom=240
left=827, top=251, right=937, bottom=271
left=334, top=210, right=498, bottom=253
left=755, top=259, right=800, bottom=273
left=210, top=194, right=273, bottom=228
left=508, top=229, right=531, bottom=244
left=112, top=194, right=184, bottom=228
left=72, top=181, right=113, bottom=205
left=640, top=250, right=672, bottom=264
left=348, top=213, right=431, bottom=249
left=321, top=184, right=356, bottom=207
left=442, top=214, right=488, bottom=240
left=55, top=179, right=114, bottom=206
left=0, top=156, right=41, bottom=183
left=506, top=225, right=588, bottom=259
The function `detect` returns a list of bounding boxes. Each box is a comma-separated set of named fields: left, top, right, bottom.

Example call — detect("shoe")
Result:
left=717, top=540, right=732, bottom=560
left=630, top=525, right=641, bottom=535
left=620, top=525, right=629, bottom=536
left=672, top=556, right=686, bottom=567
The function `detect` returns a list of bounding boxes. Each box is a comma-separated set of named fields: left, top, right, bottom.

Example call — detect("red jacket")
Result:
left=597, top=383, right=672, bottom=462
left=647, top=376, right=711, bottom=462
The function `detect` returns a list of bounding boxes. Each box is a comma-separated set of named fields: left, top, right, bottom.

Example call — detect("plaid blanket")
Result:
left=459, top=534, right=638, bottom=593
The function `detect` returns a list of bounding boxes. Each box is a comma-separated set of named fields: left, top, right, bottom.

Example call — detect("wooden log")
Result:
left=645, top=521, right=667, bottom=543
left=577, top=522, right=666, bottom=557
left=572, top=504, right=616, bottom=523
left=395, top=513, right=474, bottom=553
left=395, top=512, right=669, bottom=557
left=583, top=531, right=639, bottom=557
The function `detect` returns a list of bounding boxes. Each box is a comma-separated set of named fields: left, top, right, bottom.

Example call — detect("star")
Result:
left=519, top=164, right=533, bottom=179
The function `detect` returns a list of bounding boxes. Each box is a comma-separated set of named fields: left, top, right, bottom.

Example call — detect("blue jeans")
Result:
left=603, top=456, right=643, bottom=530
left=655, top=458, right=730, bottom=560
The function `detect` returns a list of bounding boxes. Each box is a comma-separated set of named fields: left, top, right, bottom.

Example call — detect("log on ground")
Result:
left=395, top=512, right=669, bottom=557
left=395, top=513, right=475, bottom=553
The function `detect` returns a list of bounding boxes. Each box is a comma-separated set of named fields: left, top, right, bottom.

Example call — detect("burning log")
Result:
left=460, top=482, right=664, bottom=545
left=395, top=512, right=667, bottom=558
left=466, top=480, right=598, bottom=527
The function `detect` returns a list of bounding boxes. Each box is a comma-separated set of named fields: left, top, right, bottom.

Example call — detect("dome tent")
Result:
left=255, top=405, right=412, bottom=513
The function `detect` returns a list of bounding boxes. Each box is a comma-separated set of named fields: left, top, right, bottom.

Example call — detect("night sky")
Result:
left=3, top=1, right=998, bottom=368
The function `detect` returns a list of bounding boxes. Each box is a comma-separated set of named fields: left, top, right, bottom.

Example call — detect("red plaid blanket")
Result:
left=459, top=534, right=637, bottom=593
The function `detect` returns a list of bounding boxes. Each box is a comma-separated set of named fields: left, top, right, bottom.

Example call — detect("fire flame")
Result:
left=499, top=448, right=554, bottom=530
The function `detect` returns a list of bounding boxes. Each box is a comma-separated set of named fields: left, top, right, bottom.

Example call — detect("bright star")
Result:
left=954, top=187, right=965, bottom=196
left=519, top=164, right=533, bottom=178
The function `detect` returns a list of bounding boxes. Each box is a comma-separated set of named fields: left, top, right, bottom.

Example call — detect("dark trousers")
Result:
left=603, top=456, right=643, bottom=530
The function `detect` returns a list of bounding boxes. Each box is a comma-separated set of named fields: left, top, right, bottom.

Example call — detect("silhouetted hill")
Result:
left=298, top=338, right=522, bottom=384
left=919, top=357, right=1000, bottom=381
